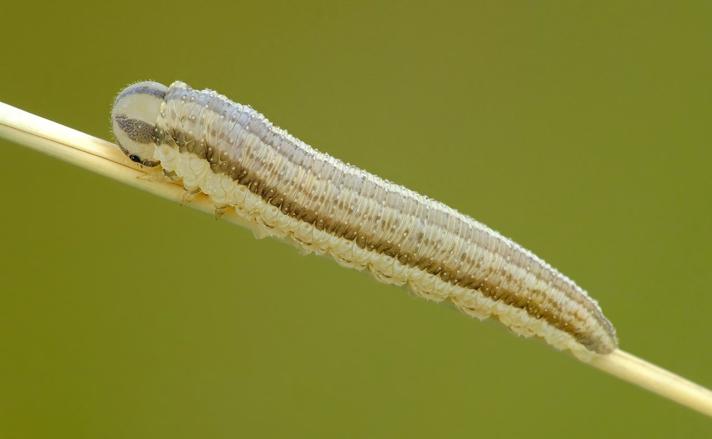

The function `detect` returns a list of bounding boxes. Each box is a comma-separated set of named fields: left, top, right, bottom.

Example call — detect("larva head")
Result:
left=111, top=81, right=168, bottom=167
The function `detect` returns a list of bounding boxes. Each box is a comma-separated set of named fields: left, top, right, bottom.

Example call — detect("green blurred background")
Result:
left=1, top=1, right=710, bottom=437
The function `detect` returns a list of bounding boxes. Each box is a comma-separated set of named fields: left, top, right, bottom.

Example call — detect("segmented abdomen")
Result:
left=153, top=81, right=617, bottom=358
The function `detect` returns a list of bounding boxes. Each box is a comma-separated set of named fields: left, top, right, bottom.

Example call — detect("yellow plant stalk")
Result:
left=1, top=101, right=710, bottom=418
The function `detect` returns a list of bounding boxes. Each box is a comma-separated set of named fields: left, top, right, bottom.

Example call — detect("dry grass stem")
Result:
left=1, top=101, right=710, bottom=418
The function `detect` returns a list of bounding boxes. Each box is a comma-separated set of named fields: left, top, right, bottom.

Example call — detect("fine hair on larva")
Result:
left=111, top=80, right=618, bottom=361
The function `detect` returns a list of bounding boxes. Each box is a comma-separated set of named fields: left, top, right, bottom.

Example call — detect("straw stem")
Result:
left=1, top=101, right=710, bottom=418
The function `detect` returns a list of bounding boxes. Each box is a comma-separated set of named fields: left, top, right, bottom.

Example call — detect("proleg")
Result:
left=111, top=80, right=618, bottom=360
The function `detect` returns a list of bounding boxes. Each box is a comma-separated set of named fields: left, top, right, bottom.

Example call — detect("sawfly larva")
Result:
left=112, top=80, right=617, bottom=360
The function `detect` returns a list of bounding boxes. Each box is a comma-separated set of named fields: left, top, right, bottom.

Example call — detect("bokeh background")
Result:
left=1, top=1, right=710, bottom=437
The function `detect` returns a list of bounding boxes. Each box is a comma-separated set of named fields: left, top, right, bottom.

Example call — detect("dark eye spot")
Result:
left=129, top=154, right=141, bottom=163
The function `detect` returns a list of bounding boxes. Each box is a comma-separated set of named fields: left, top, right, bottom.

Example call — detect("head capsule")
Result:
left=111, top=81, right=168, bottom=166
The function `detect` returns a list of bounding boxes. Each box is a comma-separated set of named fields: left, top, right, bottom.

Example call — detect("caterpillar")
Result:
left=111, top=80, right=617, bottom=360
